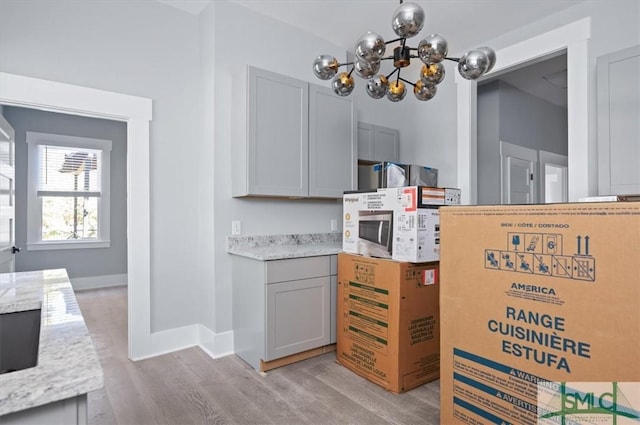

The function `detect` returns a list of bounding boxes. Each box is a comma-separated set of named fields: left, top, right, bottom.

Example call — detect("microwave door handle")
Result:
left=378, top=221, right=383, bottom=243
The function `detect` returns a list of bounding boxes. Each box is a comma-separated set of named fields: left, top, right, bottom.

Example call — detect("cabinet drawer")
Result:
left=266, top=256, right=330, bottom=284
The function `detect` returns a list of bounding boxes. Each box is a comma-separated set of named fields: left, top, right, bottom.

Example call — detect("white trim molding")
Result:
left=71, top=274, right=128, bottom=291
left=456, top=18, right=592, bottom=203
left=0, top=72, right=153, bottom=360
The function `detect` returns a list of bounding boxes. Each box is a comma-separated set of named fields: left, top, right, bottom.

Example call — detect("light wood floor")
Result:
left=76, top=286, right=441, bottom=425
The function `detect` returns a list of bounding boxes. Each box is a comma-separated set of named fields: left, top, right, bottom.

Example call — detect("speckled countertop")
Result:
left=0, top=269, right=103, bottom=416
left=227, top=233, right=342, bottom=260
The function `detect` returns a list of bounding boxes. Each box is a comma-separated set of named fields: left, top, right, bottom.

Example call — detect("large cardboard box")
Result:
left=337, top=252, right=440, bottom=393
left=392, top=207, right=440, bottom=263
left=343, top=187, right=440, bottom=262
left=439, top=203, right=640, bottom=425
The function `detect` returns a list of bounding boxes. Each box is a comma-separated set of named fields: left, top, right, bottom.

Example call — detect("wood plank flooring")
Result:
left=75, top=286, right=441, bottom=425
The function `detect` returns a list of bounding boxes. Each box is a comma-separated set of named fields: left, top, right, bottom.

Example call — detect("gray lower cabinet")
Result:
left=265, top=277, right=330, bottom=360
left=233, top=255, right=336, bottom=371
left=0, top=395, right=87, bottom=425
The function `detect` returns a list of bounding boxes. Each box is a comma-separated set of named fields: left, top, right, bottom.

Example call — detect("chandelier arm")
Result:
left=347, top=66, right=355, bottom=78
left=444, top=57, right=461, bottom=63
left=385, top=37, right=405, bottom=45
left=337, top=62, right=355, bottom=67
left=395, top=68, right=402, bottom=86
left=398, top=77, right=415, bottom=87
left=386, top=67, right=400, bottom=79
left=380, top=55, right=396, bottom=62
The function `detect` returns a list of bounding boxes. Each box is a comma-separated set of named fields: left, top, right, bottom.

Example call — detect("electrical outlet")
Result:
left=330, top=219, right=338, bottom=232
left=231, top=220, right=242, bottom=235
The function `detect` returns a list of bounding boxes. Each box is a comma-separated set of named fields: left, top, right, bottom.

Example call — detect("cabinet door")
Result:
left=373, top=125, right=400, bottom=162
left=357, top=122, right=375, bottom=161
left=248, top=67, right=309, bottom=197
left=597, top=45, right=640, bottom=195
left=265, top=277, right=330, bottom=361
left=357, top=122, right=399, bottom=162
left=308, top=84, right=356, bottom=197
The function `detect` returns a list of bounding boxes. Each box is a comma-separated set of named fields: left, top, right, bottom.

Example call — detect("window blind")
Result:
left=36, top=145, right=102, bottom=197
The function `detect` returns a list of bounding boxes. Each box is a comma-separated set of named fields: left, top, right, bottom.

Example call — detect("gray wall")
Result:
left=0, top=0, right=203, bottom=333
left=3, top=106, right=128, bottom=279
left=477, top=81, right=568, bottom=204
left=481, top=0, right=640, bottom=198
left=1, top=0, right=638, bottom=344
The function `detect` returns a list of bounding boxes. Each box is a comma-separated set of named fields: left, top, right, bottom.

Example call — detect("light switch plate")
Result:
left=232, top=220, right=242, bottom=235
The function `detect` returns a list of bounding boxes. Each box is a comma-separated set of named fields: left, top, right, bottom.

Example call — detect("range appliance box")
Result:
left=439, top=203, right=640, bottom=425
left=336, top=253, right=440, bottom=394
left=343, top=186, right=440, bottom=262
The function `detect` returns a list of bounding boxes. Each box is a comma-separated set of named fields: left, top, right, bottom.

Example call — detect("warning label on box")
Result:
left=452, top=348, right=547, bottom=425
left=344, top=281, right=390, bottom=354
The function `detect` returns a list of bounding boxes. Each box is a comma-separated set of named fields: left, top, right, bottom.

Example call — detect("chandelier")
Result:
left=312, top=1, right=496, bottom=102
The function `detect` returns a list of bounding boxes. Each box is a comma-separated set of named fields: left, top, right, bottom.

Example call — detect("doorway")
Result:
left=456, top=18, right=591, bottom=204
left=478, top=52, right=569, bottom=205
left=0, top=72, right=152, bottom=360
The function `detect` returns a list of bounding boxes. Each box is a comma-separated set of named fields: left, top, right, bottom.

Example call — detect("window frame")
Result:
left=26, top=131, right=112, bottom=251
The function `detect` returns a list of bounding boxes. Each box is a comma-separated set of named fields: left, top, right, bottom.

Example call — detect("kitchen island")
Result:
left=0, top=269, right=103, bottom=424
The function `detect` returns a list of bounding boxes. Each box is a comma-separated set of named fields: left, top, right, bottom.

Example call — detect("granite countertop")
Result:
left=227, top=233, right=342, bottom=260
left=0, top=269, right=104, bottom=416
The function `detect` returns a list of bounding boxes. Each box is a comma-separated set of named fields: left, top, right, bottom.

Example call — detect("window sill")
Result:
left=26, top=240, right=111, bottom=251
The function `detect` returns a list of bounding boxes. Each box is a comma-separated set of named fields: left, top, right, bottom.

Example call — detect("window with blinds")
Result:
left=26, top=132, right=112, bottom=250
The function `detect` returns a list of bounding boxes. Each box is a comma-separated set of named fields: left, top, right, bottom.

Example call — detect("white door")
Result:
left=0, top=113, right=16, bottom=272
left=501, top=141, right=537, bottom=204
left=540, top=150, right=568, bottom=203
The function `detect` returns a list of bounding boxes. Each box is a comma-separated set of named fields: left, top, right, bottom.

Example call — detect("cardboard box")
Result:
left=439, top=203, right=640, bottom=425
left=417, top=186, right=461, bottom=206
left=336, top=252, right=440, bottom=393
left=392, top=207, right=440, bottom=263
left=343, top=189, right=397, bottom=258
left=342, top=187, right=441, bottom=262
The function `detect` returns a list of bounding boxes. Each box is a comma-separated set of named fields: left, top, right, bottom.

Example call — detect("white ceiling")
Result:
left=157, top=0, right=578, bottom=108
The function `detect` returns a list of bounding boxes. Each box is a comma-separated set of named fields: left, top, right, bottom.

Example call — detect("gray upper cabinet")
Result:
left=309, top=84, right=357, bottom=198
left=597, top=45, right=640, bottom=195
left=357, top=122, right=399, bottom=162
left=233, top=66, right=356, bottom=198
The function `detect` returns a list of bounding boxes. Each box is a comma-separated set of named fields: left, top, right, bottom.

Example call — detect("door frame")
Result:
left=539, top=149, right=568, bottom=203
left=456, top=18, right=591, bottom=204
left=0, top=72, right=152, bottom=360
left=0, top=113, right=16, bottom=272
left=500, top=141, right=537, bottom=204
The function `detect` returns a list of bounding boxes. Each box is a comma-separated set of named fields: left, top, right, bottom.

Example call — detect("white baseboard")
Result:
left=131, top=324, right=234, bottom=361
left=71, top=273, right=128, bottom=291
left=199, top=325, right=234, bottom=359
left=141, top=324, right=200, bottom=360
